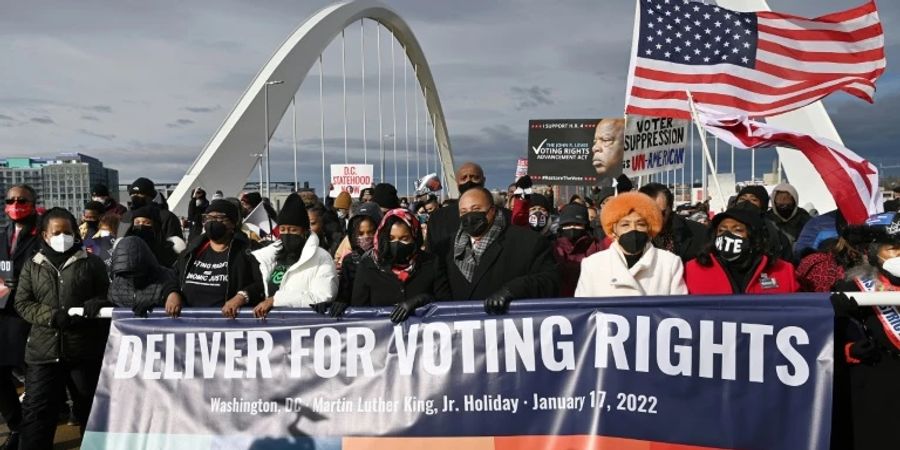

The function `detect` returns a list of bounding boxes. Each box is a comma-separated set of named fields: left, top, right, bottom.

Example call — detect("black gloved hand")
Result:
left=484, top=288, right=515, bottom=315
left=50, top=309, right=83, bottom=329
left=515, top=175, right=533, bottom=190
left=132, top=302, right=154, bottom=318
left=390, top=294, right=433, bottom=323
left=830, top=292, right=859, bottom=318
left=310, top=302, right=332, bottom=315
left=847, top=339, right=880, bottom=364
left=83, top=299, right=110, bottom=319
left=329, top=302, right=349, bottom=318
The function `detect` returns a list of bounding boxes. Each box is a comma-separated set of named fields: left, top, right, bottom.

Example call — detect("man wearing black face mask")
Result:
left=553, top=204, right=606, bottom=297
left=126, top=206, right=178, bottom=267
left=79, top=201, right=105, bottom=240
left=447, top=187, right=558, bottom=314
left=250, top=194, right=337, bottom=318
left=171, top=200, right=263, bottom=319
left=426, top=162, right=511, bottom=261
left=765, top=183, right=810, bottom=244
left=117, top=177, right=185, bottom=255
left=735, top=185, right=793, bottom=262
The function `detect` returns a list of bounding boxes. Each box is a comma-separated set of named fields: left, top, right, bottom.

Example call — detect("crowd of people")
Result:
left=0, top=163, right=897, bottom=449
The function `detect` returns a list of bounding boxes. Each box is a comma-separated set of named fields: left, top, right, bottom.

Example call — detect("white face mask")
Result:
left=882, top=256, right=900, bottom=278
left=48, top=234, right=75, bottom=253
left=98, top=230, right=112, bottom=238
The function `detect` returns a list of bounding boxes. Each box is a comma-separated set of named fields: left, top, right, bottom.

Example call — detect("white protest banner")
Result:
left=330, top=164, right=374, bottom=197
left=623, top=116, right=688, bottom=178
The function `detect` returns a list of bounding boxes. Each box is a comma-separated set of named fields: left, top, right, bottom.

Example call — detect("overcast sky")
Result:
left=1, top=0, right=897, bottom=193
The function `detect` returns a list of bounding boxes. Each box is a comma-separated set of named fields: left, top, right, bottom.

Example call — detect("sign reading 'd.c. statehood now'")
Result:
left=84, top=296, right=833, bottom=450
left=624, top=115, right=689, bottom=177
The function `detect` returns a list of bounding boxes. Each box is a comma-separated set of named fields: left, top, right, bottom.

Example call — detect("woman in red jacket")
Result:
left=685, top=206, right=798, bottom=294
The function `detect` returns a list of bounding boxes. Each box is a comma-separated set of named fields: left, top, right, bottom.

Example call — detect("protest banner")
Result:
left=623, top=116, right=688, bottom=178
left=528, top=119, right=625, bottom=186
left=84, top=296, right=832, bottom=450
left=330, top=164, right=374, bottom=197
left=515, top=158, right=528, bottom=181
left=0, top=258, right=11, bottom=308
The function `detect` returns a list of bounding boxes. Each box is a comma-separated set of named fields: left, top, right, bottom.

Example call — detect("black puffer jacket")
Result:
left=14, top=249, right=110, bottom=364
left=108, top=236, right=178, bottom=312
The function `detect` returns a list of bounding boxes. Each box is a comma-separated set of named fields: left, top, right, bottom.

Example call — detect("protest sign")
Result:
left=85, top=296, right=832, bottom=450
left=330, top=164, right=374, bottom=197
left=528, top=119, right=624, bottom=186
left=624, top=116, right=689, bottom=177
left=515, top=158, right=528, bottom=181
left=0, top=259, right=11, bottom=308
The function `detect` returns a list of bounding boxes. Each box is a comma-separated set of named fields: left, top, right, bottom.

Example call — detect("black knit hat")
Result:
left=91, top=184, right=110, bottom=197
left=711, top=205, right=764, bottom=235
left=559, top=204, right=590, bottom=227
left=129, top=177, right=155, bottom=197
left=372, top=183, right=400, bottom=210
left=131, top=206, right=160, bottom=224
left=359, top=187, right=374, bottom=201
left=84, top=201, right=106, bottom=214
left=529, top=193, right=553, bottom=212
left=206, top=199, right=240, bottom=224
left=737, top=185, right=770, bottom=210
left=277, top=193, right=310, bottom=228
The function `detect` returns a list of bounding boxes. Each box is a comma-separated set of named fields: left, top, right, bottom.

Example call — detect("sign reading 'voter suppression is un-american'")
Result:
left=84, top=296, right=834, bottom=450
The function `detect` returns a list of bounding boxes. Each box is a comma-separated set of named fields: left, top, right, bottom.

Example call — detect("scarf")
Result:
left=453, top=211, right=506, bottom=283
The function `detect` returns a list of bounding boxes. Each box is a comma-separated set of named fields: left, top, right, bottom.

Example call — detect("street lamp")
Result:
left=263, top=79, right=284, bottom=198
left=251, top=153, right=264, bottom=193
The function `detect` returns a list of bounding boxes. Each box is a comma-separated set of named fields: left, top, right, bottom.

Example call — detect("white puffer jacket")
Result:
left=252, top=234, right=337, bottom=307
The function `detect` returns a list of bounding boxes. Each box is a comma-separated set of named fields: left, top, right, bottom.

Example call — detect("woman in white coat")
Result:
left=252, top=193, right=337, bottom=318
left=575, top=192, right=687, bottom=297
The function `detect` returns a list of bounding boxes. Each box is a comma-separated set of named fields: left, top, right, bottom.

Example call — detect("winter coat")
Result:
left=796, top=251, right=845, bottom=293
left=793, top=210, right=839, bottom=258
left=444, top=223, right=559, bottom=301
left=336, top=250, right=365, bottom=305
left=684, top=254, right=799, bottom=295
left=352, top=252, right=450, bottom=307
left=766, top=207, right=811, bottom=243
left=117, top=204, right=186, bottom=254
left=252, top=234, right=337, bottom=308
left=0, top=218, right=41, bottom=366
left=175, top=233, right=264, bottom=307
left=108, top=236, right=178, bottom=311
left=660, top=214, right=709, bottom=262
left=553, top=235, right=606, bottom=297
left=575, top=243, right=687, bottom=297
left=14, top=249, right=110, bottom=364
left=426, top=203, right=512, bottom=259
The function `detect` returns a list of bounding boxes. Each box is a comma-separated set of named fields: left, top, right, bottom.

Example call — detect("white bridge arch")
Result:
left=168, top=0, right=455, bottom=215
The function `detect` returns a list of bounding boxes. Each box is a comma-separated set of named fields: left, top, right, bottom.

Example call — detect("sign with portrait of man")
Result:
left=527, top=119, right=625, bottom=186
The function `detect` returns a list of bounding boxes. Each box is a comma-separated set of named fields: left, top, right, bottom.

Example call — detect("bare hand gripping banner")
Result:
left=84, top=296, right=834, bottom=450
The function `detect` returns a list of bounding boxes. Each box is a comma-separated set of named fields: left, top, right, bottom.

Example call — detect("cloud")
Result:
left=0, top=114, right=13, bottom=121
left=85, top=105, right=113, bottom=113
left=78, top=129, right=116, bottom=140
left=510, top=86, right=554, bottom=110
left=30, top=116, right=54, bottom=124
left=183, top=105, right=222, bottom=113
left=166, top=118, right=195, bottom=128
left=81, top=114, right=100, bottom=121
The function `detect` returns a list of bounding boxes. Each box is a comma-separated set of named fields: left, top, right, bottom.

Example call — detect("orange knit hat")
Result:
left=600, top=191, right=663, bottom=238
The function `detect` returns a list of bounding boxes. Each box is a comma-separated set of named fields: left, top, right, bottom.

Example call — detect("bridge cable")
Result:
left=361, top=19, right=368, bottom=164
left=319, top=54, right=327, bottom=194
left=377, top=23, right=385, bottom=182
left=292, top=95, right=298, bottom=191
left=342, top=30, right=348, bottom=164
left=391, top=35, right=398, bottom=188
left=404, top=49, right=410, bottom=195
left=415, top=64, right=420, bottom=182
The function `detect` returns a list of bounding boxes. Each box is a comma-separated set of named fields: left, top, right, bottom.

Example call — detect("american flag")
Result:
left=625, top=0, right=886, bottom=119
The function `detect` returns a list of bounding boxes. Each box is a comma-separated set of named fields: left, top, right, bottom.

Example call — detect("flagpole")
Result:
left=751, top=148, right=756, bottom=181
left=685, top=91, right=726, bottom=212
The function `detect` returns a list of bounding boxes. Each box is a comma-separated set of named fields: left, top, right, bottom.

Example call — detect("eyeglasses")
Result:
left=4, top=198, right=31, bottom=205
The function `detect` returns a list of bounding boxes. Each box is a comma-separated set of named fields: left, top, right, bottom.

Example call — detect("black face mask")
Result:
left=561, top=228, right=587, bottom=242
left=205, top=221, right=229, bottom=242
left=460, top=211, right=491, bottom=237
left=735, top=200, right=761, bottom=213
left=458, top=181, right=481, bottom=194
left=386, top=241, right=417, bottom=265
left=131, top=225, right=155, bottom=246
left=130, top=195, right=148, bottom=209
left=618, top=230, right=649, bottom=255
left=775, top=204, right=795, bottom=218
left=281, top=233, right=308, bottom=255
left=84, top=220, right=99, bottom=232
left=715, top=231, right=749, bottom=262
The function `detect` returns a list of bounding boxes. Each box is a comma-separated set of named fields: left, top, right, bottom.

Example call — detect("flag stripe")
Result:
left=632, top=71, right=871, bottom=102
left=758, top=1, right=877, bottom=24
left=757, top=39, right=885, bottom=64
left=757, top=22, right=883, bottom=42
left=758, top=32, right=884, bottom=53
left=757, top=11, right=878, bottom=33
left=757, top=50, right=886, bottom=76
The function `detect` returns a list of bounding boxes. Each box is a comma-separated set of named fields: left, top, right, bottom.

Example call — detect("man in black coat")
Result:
left=639, top=183, right=708, bottom=262
left=0, top=184, right=42, bottom=447
left=441, top=187, right=559, bottom=313
left=117, top=177, right=186, bottom=254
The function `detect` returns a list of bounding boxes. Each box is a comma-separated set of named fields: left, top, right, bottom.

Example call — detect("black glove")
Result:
left=484, top=287, right=515, bottom=315
left=132, top=302, right=154, bottom=318
left=310, top=302, right=332, bottom=315
left=830, top=292, right=859, bottom=318
left=847, top=339, right=880, bottom=365
left=390, top=294, right=433, bottom=323
left=83, top=299, right=111, bottom=319
left=329, top=301, right=349, bottom=318
left=515, top=175, right=533, bottom=190
left=50, top=309, right=83, bottom=329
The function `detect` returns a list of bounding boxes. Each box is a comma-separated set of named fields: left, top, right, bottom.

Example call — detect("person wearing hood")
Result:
left=108, top=236, right=179, bottom=317
left=14, top=208, right=110, bottom=449
left=349, top=209, right=450, bottom=322
left=575, top=192, right=687, bottom=297
left=333, top=203, right=382, bottom=308
left=766, top=182, right=811, bottom=243
left=170, top=199, right=264, bottom=318
left=0, top=184, right=43, bottom=449
left=125, top=205, right=179, bottom=268
left=685, top=205, right=798, bottom=294
left=734, top=184, right=793, bottom=262
left=333, top=191, right=353, bottom=232
left=251, top=194, right=337, bottom=318
left=117, top=177, right=185, bottom=254
left=554, top=204, right=607, bottom=297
